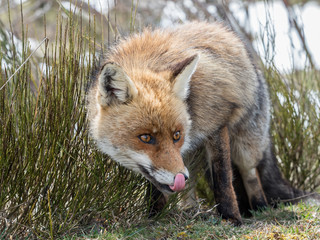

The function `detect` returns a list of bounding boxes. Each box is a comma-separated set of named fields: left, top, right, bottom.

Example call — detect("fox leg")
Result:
left=231, top=138, right=268, bottom=210
left=205, top=126, right=242, bottom=225
left=230, top=121, right=269, bottom=211
left=146, top=183, right=168, bottom=217
left=232, top=163, right=252, bottom=217
left=238, top=167, right=268, bottom=211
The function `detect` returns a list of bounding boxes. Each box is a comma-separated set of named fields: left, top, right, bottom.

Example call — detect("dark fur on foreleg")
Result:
left=232, top=164, right=252, bottom=217
left=205, top=126, right=243, bottom=225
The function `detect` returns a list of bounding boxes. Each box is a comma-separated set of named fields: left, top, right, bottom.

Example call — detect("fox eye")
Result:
left=138, top=134, right=155, bottom=144
left=173, top=131, right=181, bottom=142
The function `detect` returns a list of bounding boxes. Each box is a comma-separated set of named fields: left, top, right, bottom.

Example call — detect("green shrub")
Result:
left=0, top=9, right=149, bottom=239
left=266, top=67, right=320, bottom=191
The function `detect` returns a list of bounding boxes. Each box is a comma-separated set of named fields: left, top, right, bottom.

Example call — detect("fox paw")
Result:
left=229, top=216, right=243, bottom=226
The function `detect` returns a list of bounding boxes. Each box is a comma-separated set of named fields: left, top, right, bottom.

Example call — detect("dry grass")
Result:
left=0, top=5, right=149, bottom=239
left=70, top=202, right=320, bottom=239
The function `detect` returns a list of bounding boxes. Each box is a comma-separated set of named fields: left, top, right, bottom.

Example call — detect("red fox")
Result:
left=87, top=21, right=317, bottom=225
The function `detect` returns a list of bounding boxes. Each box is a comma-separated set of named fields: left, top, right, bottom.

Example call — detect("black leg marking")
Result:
left=205, top=126, right=243, bottom=225
left=232, top=163, right=252, bottom=217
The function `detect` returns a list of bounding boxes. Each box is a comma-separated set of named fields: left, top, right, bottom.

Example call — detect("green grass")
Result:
left=65, top=202, right=320, bottom=239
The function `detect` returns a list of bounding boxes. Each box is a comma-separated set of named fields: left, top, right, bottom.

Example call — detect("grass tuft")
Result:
left=0, top=3, right=150, bottom=238
left=265, top=64, right=320, bottom=191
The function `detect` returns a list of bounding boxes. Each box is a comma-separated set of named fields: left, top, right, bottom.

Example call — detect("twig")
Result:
left=0, top=37, right=48, bottom=91
left=282, top=0, right=315, bottom=68
left=280, top=192, right=320, bottom=203
left=215, top=1, right=261, bottom=64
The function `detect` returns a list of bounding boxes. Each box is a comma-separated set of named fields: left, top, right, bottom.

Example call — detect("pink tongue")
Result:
left=169, top=173, right=186, bottom=192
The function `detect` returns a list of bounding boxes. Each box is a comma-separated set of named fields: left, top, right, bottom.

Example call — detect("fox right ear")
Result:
left=171, top=55, right=199, bottom=101
left=97, top=63, right=138, bottom=106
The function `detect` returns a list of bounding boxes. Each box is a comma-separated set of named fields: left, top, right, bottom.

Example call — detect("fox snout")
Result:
left=138, top=162, right=189, bottom=194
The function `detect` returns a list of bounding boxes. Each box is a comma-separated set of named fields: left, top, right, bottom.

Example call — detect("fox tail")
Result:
left=257, top=145, right=320, bottom=205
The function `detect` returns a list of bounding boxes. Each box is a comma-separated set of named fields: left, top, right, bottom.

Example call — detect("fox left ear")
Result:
left=97, top=62, right=138, bottom=106
left=171, top=54, right=199, bottom=100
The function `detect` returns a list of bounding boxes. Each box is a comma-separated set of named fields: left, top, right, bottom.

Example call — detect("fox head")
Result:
left=89, top=55, right=199, bottom=194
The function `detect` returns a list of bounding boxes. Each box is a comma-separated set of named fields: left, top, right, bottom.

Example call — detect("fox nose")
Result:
left=175, top=172, right=188, bottom=181
left=182, top=173, right=189, bottom=181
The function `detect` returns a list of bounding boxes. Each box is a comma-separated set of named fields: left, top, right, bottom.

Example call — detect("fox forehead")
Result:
left=99, top=91, right=189, bottom=135
left=96, top=70, right=189, bottom=132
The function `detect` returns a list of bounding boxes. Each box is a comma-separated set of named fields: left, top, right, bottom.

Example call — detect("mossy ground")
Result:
left=64, top=201, right=320, bottom=240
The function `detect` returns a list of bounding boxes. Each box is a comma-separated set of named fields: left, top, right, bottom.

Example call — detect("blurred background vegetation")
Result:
left=0, top=0, right=319, bottom=238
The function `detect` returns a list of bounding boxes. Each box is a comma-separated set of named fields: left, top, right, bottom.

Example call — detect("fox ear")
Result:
left=97, top=63, right=138, bottom=106
left=171, top=54, right=199, bottom=101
